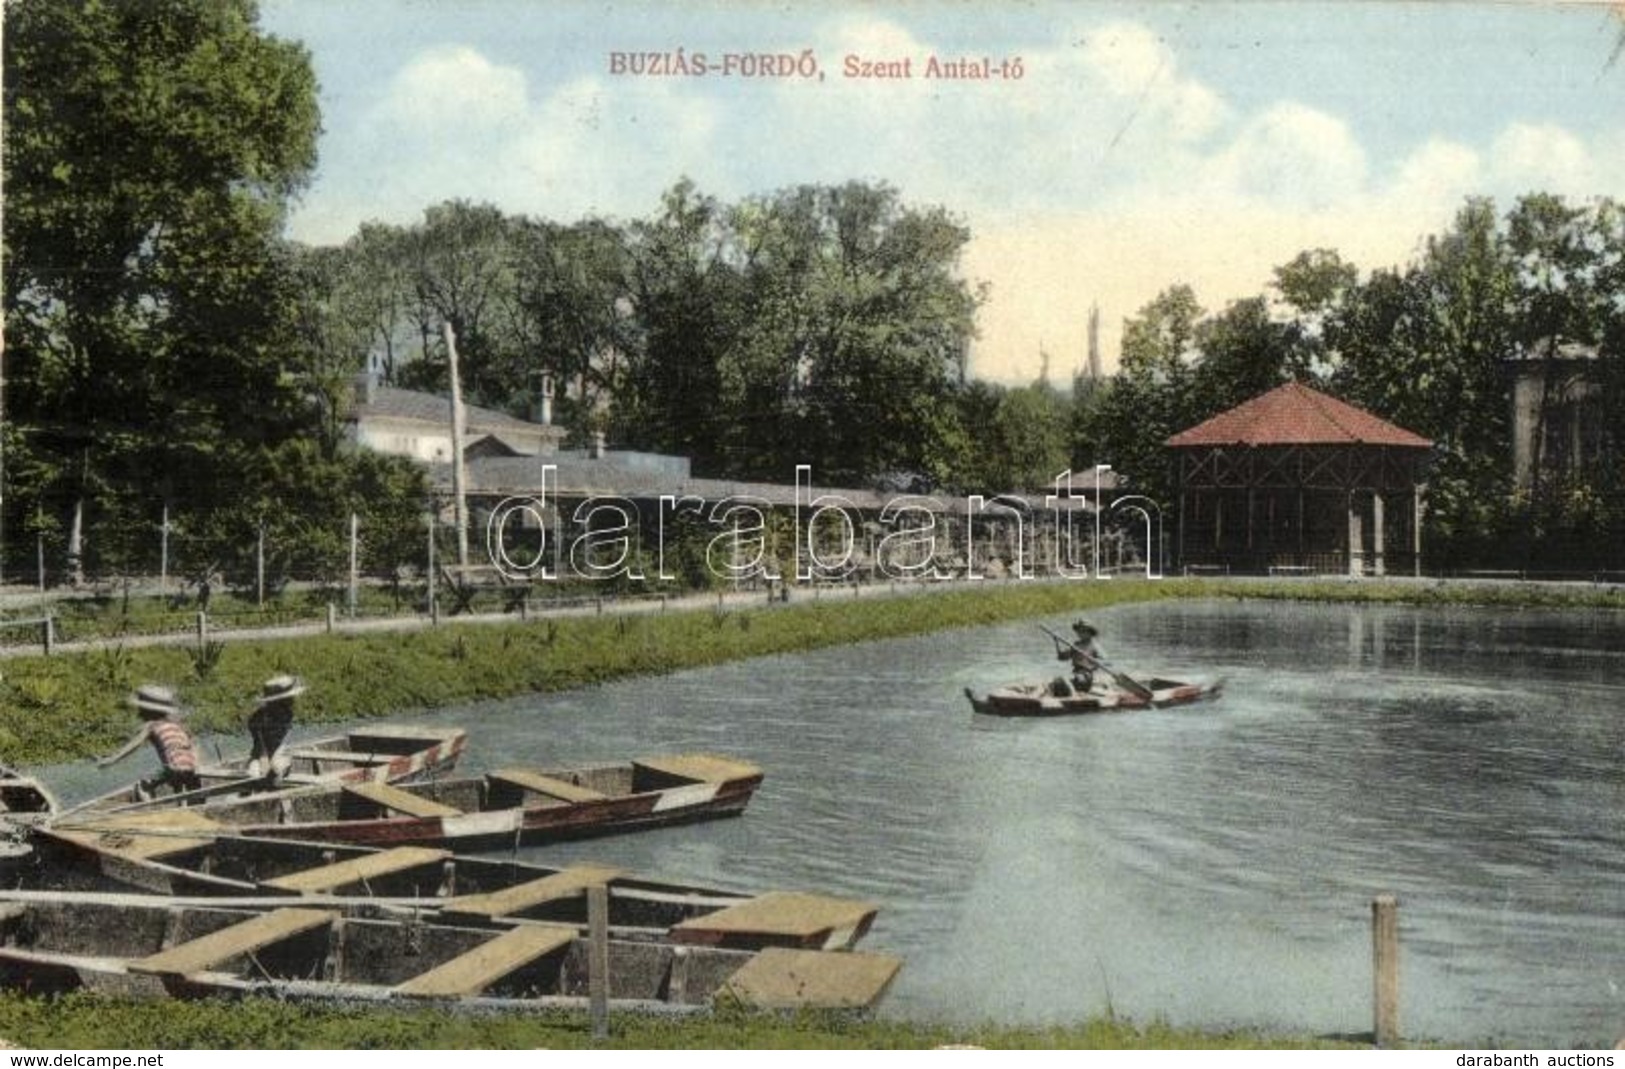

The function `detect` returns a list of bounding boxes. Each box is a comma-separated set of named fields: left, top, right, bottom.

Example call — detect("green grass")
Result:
left=5, top=575, right=1624, bottom=767
left=0, top=993, right=1362, bottom=1049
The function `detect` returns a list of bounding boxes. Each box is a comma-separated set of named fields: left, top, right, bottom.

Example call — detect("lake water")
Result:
left=46, top=597, right=1625, bottom=1046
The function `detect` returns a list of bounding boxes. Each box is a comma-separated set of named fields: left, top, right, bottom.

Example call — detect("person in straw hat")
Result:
left=247, top=674, right=305, bottom=781
left=96, top=684, right=201, bottom=799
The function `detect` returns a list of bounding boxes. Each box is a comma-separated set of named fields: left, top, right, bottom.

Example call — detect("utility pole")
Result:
left=444, top=322, right=470, bottom=568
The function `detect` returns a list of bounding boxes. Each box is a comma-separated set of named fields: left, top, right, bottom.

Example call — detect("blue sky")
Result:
left=261, top=1, right=1625, bottom=383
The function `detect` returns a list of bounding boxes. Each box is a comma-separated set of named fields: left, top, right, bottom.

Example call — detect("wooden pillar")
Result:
left=1347, top=492, right=1363, bottom=577
left=588, top=883, right=610, bottom=1039
left=1372, top=493, right=1386, bottom=577
left=1412, top=484, right=1424, bottom=578
left=1297, top=489, right=1305, bottom=557
left=1177, top=489, right=1187, bottom=569
left=1372, top=895, right=1400, bottom=1046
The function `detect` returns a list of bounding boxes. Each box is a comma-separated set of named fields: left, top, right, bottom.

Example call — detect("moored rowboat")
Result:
left=27, top=830, right=879, bottom=950
left=53, top=751, right=763, bottom=851
left=61, top=723, right=469, bottom=817
left=0, top=892, right=902, bottom=1012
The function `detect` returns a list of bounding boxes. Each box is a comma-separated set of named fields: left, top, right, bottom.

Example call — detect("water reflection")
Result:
left=40, top=598, right=1625, bottom=1045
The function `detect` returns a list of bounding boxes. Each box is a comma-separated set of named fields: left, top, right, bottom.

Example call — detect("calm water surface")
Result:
left=48, top=598, right=1625, bottom=1046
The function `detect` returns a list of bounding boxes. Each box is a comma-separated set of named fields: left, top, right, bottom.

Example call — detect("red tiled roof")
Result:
left=1165, top=382, right=1432, bottom=449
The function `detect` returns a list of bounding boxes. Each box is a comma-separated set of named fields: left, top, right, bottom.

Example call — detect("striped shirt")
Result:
left=147, top=720, right=197, bottom=773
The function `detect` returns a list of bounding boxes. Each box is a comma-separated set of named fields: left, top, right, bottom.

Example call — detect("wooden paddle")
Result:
left=1040, top=625, right=1155, bottom=701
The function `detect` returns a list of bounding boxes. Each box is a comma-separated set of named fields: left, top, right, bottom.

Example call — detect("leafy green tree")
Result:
left=1330, top=198, right=1517, bottom=565
left=618, top=179, right=739, bottom=472
left=394, top=201, right=517, bottom=406
left=618, top=179, right=981, bottom=485
left=506, top=218, right=636, bottom=442
left=1078, top=286, right=1205, bottom=501
left=983, top=382, right=1070, bottom=492
left=3, top=0, right=320, bottom=581
left=1189, top=296, right=1299, bottom=416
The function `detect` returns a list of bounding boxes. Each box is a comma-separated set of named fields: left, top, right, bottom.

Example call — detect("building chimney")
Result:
left=538, top=372, right=554, bottom=426
left=357, top=358, right=379, bottom=405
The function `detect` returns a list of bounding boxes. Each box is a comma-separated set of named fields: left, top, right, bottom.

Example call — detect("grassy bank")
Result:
left=5, top=575, right=1623, bottom=767
left=0, top=993, right=1358, bottom=1049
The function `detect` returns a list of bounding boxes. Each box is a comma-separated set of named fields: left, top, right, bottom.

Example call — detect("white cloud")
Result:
left=1204, top=102, right=1368, bottom=208
left=1077, top=20, right=1228, bottom=144
left=1388, top=138, right=1482, bottom=205
left=1487, top=121, right=1595, bottom=195
left=376, top=45, right=530, bottom=132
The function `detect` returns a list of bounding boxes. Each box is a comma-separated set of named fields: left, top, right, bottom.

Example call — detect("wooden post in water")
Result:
left=587, top=882, right=610, bottom=1040
left=1372, top=894, right=1400, bottom=1046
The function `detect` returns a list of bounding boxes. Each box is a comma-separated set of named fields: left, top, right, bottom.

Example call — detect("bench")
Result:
left=718, top=947, right=904, bottom=1010
left=439, top=564, right=531, bottom=616
left=670, top=891, right=877, bottom=950
left=488, top=769, right=608, bottom=803
left=131, top=907, right=337, bottom=976
left=285, top=748, right=390, bottom=766
left=342, top=780, right=462, bottom=818
left=394, top=923, right=575, bottom=998
left=50, top=809, right=223, bottom=861
left=262, top=846, right=452, bottom=893
left=441, top=863, right=624, bottom=920
left=633, top=753, right=760, bottom=785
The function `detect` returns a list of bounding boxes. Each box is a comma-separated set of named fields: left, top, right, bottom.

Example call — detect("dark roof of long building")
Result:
left=351, top=385, right=553, bottom=436
left=1165, top=382, right=1432, bottom=449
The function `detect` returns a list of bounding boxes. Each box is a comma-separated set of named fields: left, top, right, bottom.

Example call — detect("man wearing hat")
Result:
left=247, top=675, right=305, bottom=781
left=1064, top=620, right=1105, bottom=692
left=96, top=684, right=201, bottom=799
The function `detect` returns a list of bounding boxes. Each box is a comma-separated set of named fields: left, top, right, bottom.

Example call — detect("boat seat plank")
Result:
left=488, top=769, right=607, bottom=803
left=285, top=748, right=388, bottom=765
left=263, top=846, right=452, bottom=892
left=442, top=863, right=625, bottom=919
left=131, top=907, right=337, bottom=975
left=394, top=923, right=575, bottom=997
left=671, top=891, right=876, bottom=946
left=50, top=809, right=223, bottom=860
left=632, top=753, right=760, bottom=784
left=342, top=780, right=462, bottom=818
left=718, top=947, right=903, bottom=1010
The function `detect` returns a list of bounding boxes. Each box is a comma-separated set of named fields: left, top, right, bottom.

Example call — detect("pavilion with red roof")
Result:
left=1165, top=382, right=1432, bottom=576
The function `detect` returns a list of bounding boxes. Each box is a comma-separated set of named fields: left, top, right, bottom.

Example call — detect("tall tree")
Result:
left=506, top=218, right=636, bottom=441
left=618, top=179, right=738, bottom=471
left=4, top=0, right=320, bottom=580
left=394, top=200, right=517, bottom=406
left=1330, top=198, right=1517, bottom=565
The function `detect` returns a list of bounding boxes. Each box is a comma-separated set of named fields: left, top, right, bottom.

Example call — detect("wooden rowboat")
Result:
left=27, top=830, right=879, bottom=951
left=964, top=675, right=1224, bottom=717
left=0, top=892, right=902, bottom=1012
left=53, top=752, right=764, bottom=851
left=0, top=765, right=58, bottom=822
left=61, top=723, right=469, bottom=818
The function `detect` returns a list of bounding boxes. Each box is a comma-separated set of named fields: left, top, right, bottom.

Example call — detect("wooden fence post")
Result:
left=588, top=882, right=610, bottom=1040
left=195, top=611, right=208, bottom=649
left=41, top=615, right=54, bottom=656
left=326, top=603, right=337, bottom=634
left=1372, top=894, right=1400, bottom=1047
